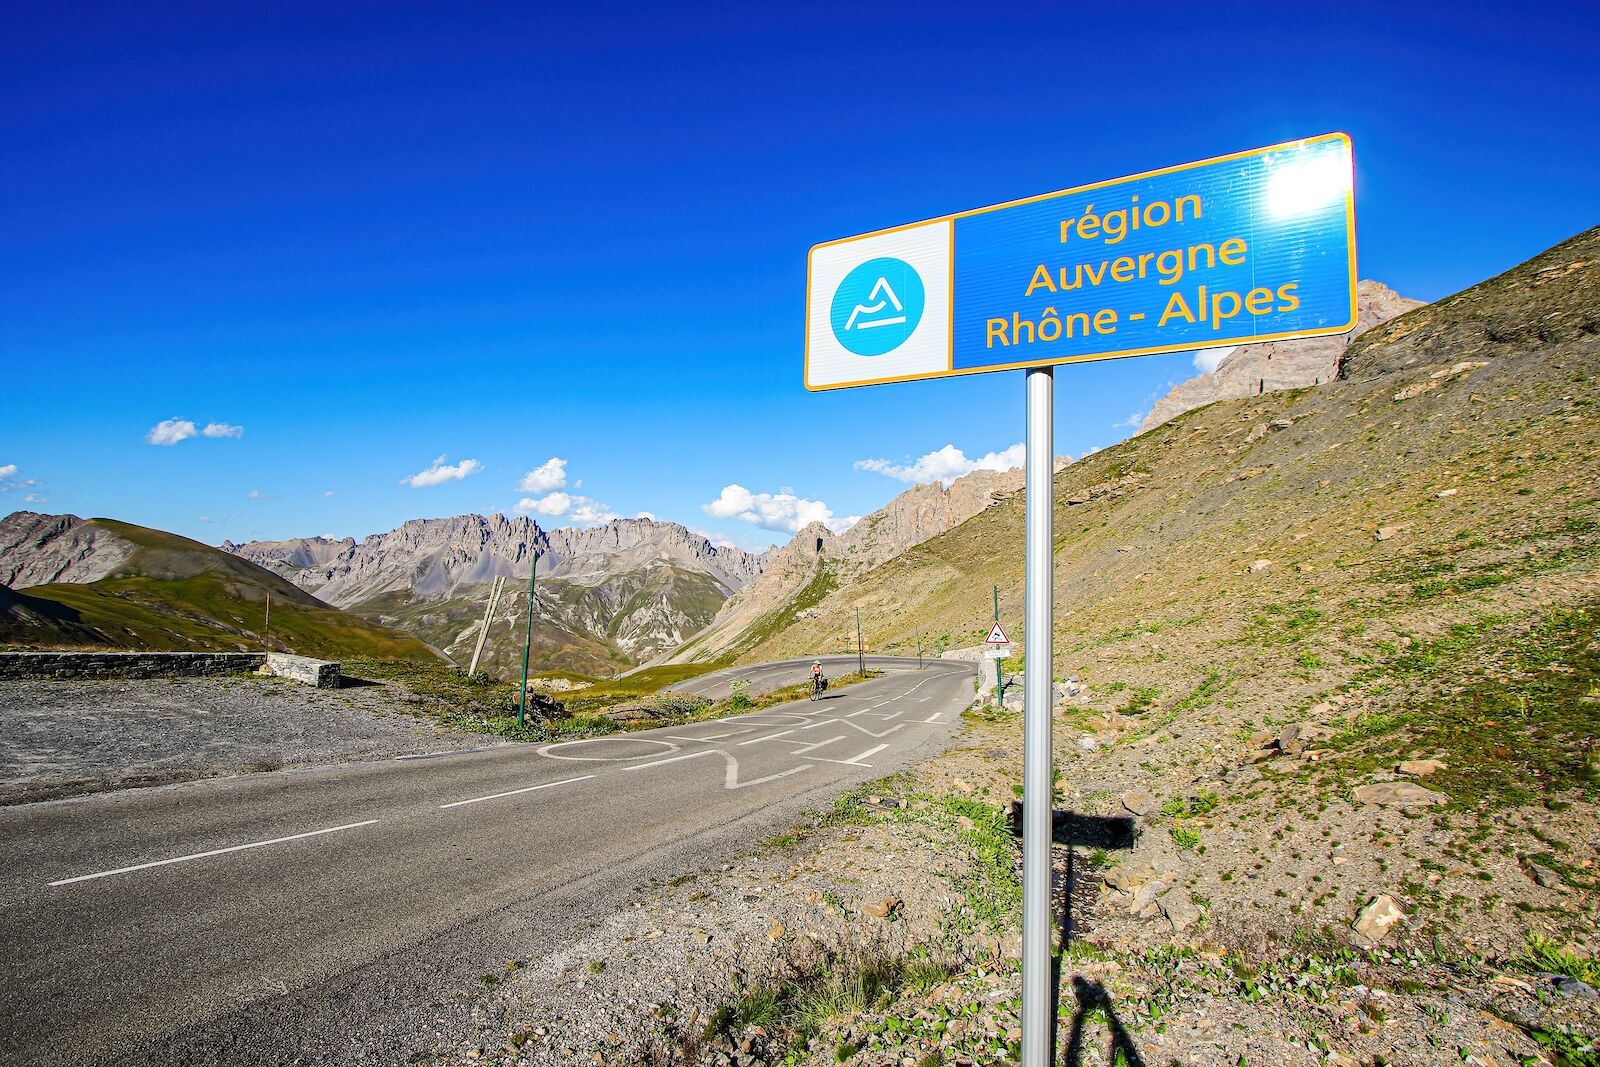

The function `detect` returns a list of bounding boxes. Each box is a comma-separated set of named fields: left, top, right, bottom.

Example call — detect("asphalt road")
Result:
left=668, top=655, right=940, bottom=701
left=0, top=658, right=975, bottom=1067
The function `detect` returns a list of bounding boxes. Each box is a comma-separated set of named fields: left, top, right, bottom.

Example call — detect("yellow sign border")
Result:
left=804, top=132, right=1358, bottom=392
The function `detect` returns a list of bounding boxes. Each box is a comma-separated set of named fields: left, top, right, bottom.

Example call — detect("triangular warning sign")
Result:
left=984, top=622, right=1009, bottom=645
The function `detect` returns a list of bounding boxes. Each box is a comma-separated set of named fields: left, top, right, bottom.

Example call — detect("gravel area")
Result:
left=0, top=675, right=499, bottom=805
left=415, top=712, right=1594, bottom=1067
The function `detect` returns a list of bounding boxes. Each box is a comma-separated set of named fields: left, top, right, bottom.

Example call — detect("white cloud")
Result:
left=198, top=515, right=214, bottom=523
left=702, top=484, right=854, bottom=535
left=854, top=443, right=1025, bottom=487
left=202, top=421, right=244, bottom=439
left=569, top=499, right=620, bottom=525
left=402, top=455, right=483, bottom=488
left=1194, top=345, right=1234, bottom=374
left=323, top=490, right=336, bottom=498
left=247, top=489, right=270, bottom=500
left=516, top=491, right=572, bottom=516
left=518, top=457, right=568, bottom=494
left=635, top=511, right=657, bottom=520
left=1, top=465, right=45, bottom=500
left=146, top=418, right=198, bottom=446
left=689, top=526, right=738, bottom=550
left=514, top=491, right=619, bottom=527
left=1114, top=411, right=1147, bottom=430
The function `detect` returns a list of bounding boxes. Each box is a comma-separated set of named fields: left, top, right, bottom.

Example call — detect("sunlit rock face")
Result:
left=1140, top=280, right=1424, bottom=432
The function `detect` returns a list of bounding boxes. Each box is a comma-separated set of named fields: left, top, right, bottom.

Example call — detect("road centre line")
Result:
left=439, top=774, right=595, bottom=810
left=48, top=820, right=380, bottom=888
left=667, top=732, right=734, bottom=742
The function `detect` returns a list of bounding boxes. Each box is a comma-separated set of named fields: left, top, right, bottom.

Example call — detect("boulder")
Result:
left=1120, top=791, right=1156, bottom=818
left=1352, top=895, right=1406, bottom=945
left=1395, top=759, right=1447, bottom=777
left=1159, top=887, right=1201, bottom=933
left=1527, top=864, right=1565, bottom=890
left=1103, top=860, right=1156, bottom=894
left=1555, top=977, right=1598, bottom=1001
left=1353, top=782, right=1447, bottom=807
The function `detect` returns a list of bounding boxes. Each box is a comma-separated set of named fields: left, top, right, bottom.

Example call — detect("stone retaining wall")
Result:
left=0, top=651, right=266, bottom=680
left=0, top=651, right=342, bottom=687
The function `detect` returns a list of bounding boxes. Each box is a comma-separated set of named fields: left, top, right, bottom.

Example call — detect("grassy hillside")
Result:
left=0, top=518, right=437, bottom=661
left=353, top=565, right=733, bottom=678
left=744, top=225, right=1600, bottom=962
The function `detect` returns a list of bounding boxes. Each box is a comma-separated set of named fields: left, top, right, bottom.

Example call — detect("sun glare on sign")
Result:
left=1265, top=150, right=1350, bottom=219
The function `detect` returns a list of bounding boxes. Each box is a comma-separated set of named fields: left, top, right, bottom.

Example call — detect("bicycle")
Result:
left=810, top=674, right=827, bottom=701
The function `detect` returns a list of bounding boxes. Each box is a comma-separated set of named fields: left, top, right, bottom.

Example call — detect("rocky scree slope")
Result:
left=1140, top=278, right=1423, bottom=431
left=662, top=466, right=1033, bottom=665
left=0, top=513, right=435, bottom=660
left=740, top=225, right=1600, bottom=965
left=229, top=515, right=764, bottom=677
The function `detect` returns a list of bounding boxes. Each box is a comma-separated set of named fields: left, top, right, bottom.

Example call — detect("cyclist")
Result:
left=810, top=660, right=826, bottom=699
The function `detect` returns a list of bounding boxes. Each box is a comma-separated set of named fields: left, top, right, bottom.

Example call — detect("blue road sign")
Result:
left=805, top=133, right=1357, bottom=390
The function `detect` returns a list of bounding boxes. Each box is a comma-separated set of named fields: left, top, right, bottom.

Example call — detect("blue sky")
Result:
left=3, top=1, right=1597, bottom=552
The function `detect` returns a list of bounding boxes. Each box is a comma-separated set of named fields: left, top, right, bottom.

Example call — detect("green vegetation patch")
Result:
left=24, top=573, right=433, bottom=662
left=1321, top=603, right=1600, bottom=809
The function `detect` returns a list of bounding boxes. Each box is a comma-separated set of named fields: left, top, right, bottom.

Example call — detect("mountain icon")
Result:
left=843, top=277, right=907, bottom=332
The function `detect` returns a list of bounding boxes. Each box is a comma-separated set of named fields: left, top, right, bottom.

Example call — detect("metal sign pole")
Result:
left=1021, top=365, right=1055, bottom=1067
left=517, top=560, right=536, bottom=729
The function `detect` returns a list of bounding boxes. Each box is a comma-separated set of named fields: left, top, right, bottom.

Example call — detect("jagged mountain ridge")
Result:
left=228, top=515, right=766, bottom=676
left=1139, top=279, right=1424, bottom=432
left=228, top=514, right=763, bottom=606
left=663, top=466, right=1034, bottom=664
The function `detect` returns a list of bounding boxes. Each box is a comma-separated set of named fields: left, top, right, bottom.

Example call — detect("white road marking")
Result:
left=626, top=749, right=719, bottom=772
left=811, top=744, right=888, bottom=768
left=728, top=763, right=812, bottom=790
left=737, top=729, right=796, bottom=746
left=920, top=713, right=945, bottom=723
left=537, top=737, right=680, bottom=762
left=624, top=748, right=812, bottom=790
left=666, top=732, right=734, bottom=742
left=792, top=735, right=846, bottom=754
left=439, top=774, right=595, bottom=810
left=836, top=719, right=906, bottom=739
left=48, top=820, right=379, bottom=888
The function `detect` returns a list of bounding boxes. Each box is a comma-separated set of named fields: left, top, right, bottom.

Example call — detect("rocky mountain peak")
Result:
left=0, top=511, right=134, bottom=588
left=1139, top=279, right=1425, bottom=432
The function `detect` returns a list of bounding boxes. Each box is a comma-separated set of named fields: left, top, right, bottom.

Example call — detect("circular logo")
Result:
left=829, top=257, right=925, bottom=356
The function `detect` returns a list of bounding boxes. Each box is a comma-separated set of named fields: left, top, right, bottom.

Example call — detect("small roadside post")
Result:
left=993, top=584, right=1004, bottom=696
left=804, top=133, right=1356, bottom=1067
left=855, top=607, right=865, bottom=677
